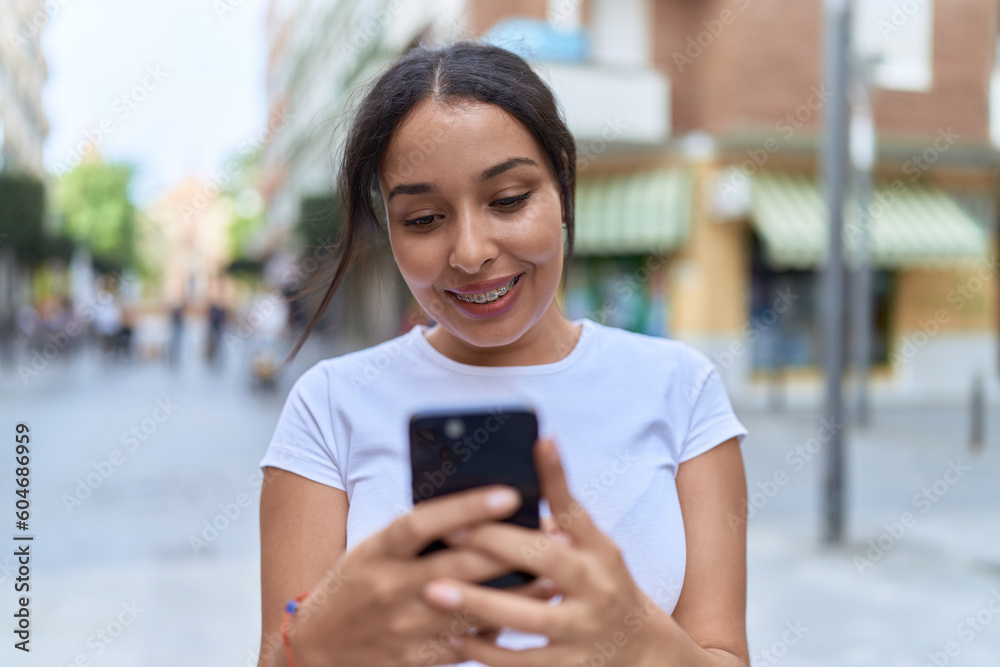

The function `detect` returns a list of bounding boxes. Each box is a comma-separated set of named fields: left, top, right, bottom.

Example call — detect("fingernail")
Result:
left=542, top=439, right=559, bottom=465
left=426, top=582, right=462, bottom=608
left=485, top=488, right=518, bottom=511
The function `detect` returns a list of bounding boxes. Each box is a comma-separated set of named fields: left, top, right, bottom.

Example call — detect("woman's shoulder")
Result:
left=586, top=319, right=713, bottom=373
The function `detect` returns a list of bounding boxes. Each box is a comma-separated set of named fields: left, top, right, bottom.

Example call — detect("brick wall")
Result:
left=651, top=0, right=998, bottom=142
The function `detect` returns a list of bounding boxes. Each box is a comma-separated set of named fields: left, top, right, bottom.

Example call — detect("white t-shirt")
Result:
left=259, top=317, right=747, bottom=663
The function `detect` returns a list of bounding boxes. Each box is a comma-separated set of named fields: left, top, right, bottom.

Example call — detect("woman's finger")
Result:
left=422, top=576, right=572, bottom=639
left=416, top=543, right=562, bottom=601
left=374, top=484, right=522, bottom=558
left=506, top=575, right=561, bottom=600
left=534, top=438, right=602, bottom=548
left=443, top=522, right=589, bottom=595
left=417, top=543, right=530, bottom=588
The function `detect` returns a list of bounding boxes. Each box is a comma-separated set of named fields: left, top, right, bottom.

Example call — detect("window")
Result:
left=588, top=0, right=650, bottom=67
left=853, top=0, right=935, bottom=92
left=748, top=234, right=891, bottom=371
left=547, top=0, right=582, bottom=30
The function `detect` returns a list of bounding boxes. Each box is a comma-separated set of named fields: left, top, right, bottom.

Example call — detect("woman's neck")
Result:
left=423, top=304, right=583, bottom=367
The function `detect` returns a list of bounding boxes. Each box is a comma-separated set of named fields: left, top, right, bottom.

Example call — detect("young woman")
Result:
left=258, top=42, right=749, bottom=667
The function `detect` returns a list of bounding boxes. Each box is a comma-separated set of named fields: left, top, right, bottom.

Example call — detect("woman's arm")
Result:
left=258, top=466, right=349, bottom=667
left=668, top=437, right=749, bottom=666
left=259, top=465, right=542, bottom=667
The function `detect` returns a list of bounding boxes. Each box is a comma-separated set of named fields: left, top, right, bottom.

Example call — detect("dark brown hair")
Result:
left=284, top=41, right=577, bottom=366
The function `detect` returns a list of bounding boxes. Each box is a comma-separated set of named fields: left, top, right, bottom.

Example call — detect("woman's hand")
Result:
left=287, top=485, right=558, bottom=667
left=420, top=438, right=679, bottom=667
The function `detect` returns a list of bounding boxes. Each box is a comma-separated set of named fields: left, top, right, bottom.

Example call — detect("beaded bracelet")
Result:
left=281, top=592, right=310, bottom=667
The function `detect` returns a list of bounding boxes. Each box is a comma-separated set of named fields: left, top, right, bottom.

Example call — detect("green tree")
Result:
left=52, top=161, right=137, bottom=272
left=0, top=172, right=46, bottom=264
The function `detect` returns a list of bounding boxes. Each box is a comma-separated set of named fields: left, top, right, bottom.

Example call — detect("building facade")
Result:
left=0, top=0, right=50, bottom=358
left=259, top=0, right=1000, bottom=405
left=649, top=0, right=999, bottom=406
left=0, top=0, right=49, bottom=176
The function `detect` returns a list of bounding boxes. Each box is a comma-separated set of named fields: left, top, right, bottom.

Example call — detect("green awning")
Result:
left=573, top=168, right=693, bottom=256
left=750, top=172, right=989, bottom=269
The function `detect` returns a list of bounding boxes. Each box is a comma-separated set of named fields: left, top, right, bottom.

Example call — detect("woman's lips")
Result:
left=449, top=275, right=520, bottom=303
left=447, top=272, right=523, bottom=295
left=447, top=274, right=523, bottom=319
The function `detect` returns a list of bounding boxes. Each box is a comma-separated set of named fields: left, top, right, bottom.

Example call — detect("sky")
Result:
left=41, top=0, right=269, bottom=207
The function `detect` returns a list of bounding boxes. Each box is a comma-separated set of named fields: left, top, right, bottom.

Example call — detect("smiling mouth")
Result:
left=449, top=275, right=521, bottom=304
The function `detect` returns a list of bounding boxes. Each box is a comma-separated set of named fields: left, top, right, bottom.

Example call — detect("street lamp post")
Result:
left=821, top=0, right=851, bottom=545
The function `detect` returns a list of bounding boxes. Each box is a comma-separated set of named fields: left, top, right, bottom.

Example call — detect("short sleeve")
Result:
left=679, top=361, right=748, bottom=464
left=258, top=361, right=347, bottom=491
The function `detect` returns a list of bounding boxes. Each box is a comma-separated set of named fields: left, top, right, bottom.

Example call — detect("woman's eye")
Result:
left=403, top=214, right=437, bottom=227
left=491, top=191, right=532, bottom=209
left=403, top=190, right=533, bottom=227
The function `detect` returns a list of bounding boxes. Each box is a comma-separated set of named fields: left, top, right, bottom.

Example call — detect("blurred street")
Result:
left=0, top=319, right=338, bottom=667
left=0, top=321, right=997, bottom=666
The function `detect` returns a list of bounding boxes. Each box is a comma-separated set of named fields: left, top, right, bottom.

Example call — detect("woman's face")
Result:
left=378, top=99, right=567, bottom=352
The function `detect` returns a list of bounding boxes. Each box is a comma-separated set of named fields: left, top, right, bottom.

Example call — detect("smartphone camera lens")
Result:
left=443, top=418, right=465, bottom=440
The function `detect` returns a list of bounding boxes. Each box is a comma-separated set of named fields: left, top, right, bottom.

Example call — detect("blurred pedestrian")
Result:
left=115, top=304, right=135, bottom=364
left=247, top=294, right=289, bottom=391
left=168, top=303, right=184, bottom=369
left=206, top=302, right=226, bottom=367
left=16, top=303, right=38, bottom=342
left=0, top=314, right=14, bottom=369
left=94, top=298, right=122, bottom=361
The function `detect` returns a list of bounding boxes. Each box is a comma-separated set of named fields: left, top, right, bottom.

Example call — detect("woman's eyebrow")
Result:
left=478, top=156, right=538, bottom=181
left=386, top=157, right=538, bottom=202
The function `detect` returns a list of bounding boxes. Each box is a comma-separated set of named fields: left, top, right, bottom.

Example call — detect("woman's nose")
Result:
left=448, top=207, right=499, bottom=274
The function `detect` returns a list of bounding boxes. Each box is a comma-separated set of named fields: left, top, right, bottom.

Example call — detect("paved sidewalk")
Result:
left=738, top=405, right=1000, bottom=666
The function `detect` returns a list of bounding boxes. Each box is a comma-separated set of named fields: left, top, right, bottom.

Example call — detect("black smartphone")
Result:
left=409, top=404, right=540, bottom=589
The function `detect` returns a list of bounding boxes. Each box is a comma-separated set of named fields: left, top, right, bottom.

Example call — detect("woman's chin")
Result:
left=429, top=310, right=535, bottom=350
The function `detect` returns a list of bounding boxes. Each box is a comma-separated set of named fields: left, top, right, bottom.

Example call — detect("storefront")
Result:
left=563, top=167, right=693, bottom=337
left=743, top=169, right=992, bottom=399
